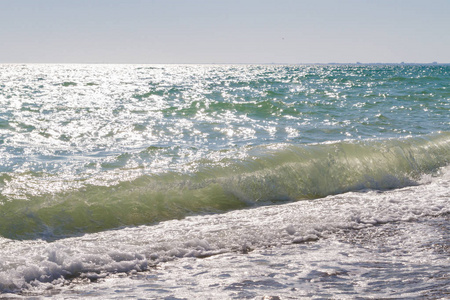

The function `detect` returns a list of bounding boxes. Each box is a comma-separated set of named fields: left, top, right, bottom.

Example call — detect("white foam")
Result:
left=0, top=167, right=449, bottom=296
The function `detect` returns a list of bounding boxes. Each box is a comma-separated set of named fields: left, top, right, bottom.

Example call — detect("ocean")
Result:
left=0, top=64, right=449, bottom=298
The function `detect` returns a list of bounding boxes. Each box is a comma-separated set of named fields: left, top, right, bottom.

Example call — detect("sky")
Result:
left=1, top=0, right=449, bottom=64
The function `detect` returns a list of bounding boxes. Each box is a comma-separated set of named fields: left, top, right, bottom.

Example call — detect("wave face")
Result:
left=1, top=132, right=449, bottom=239
left=0, top=64, right=449, bottom=240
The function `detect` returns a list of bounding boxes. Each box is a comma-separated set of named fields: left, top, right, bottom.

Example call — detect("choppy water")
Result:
left=0, top=64, right=449, bottom=298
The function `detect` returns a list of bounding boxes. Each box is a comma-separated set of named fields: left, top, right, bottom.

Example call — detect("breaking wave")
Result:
left=1, top=132, right=449, bottom=240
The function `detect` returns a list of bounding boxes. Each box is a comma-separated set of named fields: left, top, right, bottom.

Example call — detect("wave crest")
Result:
left=1, top=132, right=449, bottom=240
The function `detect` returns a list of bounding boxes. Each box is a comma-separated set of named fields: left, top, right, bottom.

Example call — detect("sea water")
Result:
left=0, top=64, right=449, bottom=298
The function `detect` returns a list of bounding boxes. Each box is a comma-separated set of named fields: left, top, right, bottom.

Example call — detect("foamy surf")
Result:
left=0, top=166, right=449, bottom=297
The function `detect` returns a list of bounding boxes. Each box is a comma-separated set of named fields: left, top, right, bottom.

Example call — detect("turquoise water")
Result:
left=0, top=64, right=449, bottom=239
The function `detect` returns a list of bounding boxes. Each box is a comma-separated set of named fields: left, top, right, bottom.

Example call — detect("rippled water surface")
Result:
left=0, top=64, right=449, bottom=297
left=1, top=64, right=448, bottom=191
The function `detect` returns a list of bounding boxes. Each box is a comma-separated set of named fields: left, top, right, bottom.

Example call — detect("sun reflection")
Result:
left=1, top=64, right=448, bottom=198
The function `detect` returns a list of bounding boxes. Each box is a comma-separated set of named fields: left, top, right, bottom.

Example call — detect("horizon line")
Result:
left=0, top=61, right=448, bottom=65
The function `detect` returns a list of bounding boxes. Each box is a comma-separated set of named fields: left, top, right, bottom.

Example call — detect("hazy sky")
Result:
left=1, top=0, right=449, bottom=64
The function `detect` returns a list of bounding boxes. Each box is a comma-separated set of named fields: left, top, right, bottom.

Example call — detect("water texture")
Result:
left=1, top=64, right=449, bottom=239
left=0, top=64, right=449, bottom=297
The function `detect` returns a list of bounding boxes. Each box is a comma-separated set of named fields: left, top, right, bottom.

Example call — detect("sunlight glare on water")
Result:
left=0, top=64, right=449, bottom=199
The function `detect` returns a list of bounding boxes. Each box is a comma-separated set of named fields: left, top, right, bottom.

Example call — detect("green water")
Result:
left=0, top=64, right=449, bottom=239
